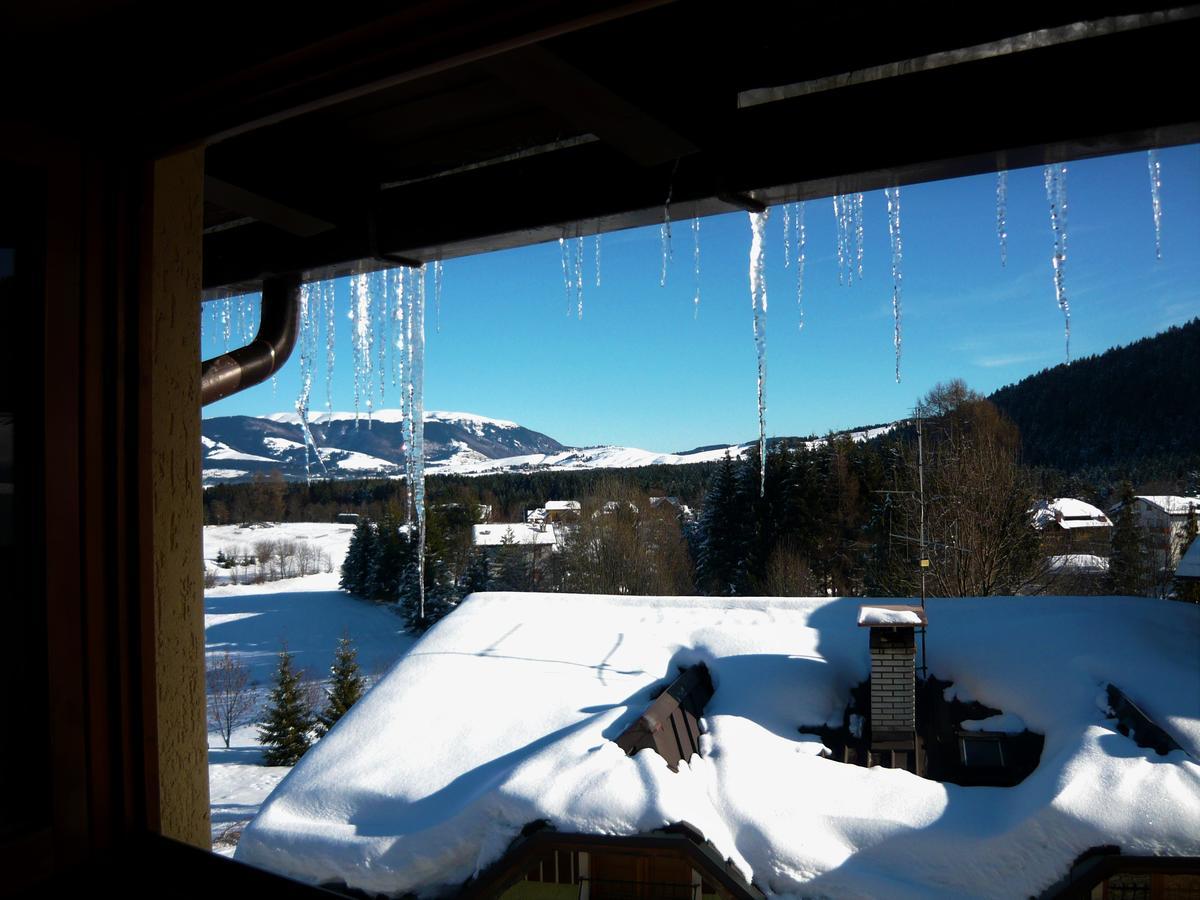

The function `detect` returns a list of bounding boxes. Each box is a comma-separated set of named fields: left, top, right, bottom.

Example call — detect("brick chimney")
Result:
left=858, top=604, right=927, bottom=772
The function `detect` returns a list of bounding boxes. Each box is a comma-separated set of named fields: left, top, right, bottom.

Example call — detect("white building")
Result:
left=1111, top=495, right=1200, bottom=570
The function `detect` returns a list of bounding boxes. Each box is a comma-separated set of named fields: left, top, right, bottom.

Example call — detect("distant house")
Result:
left=1031, top=498, right=1112, bottom=557
left=543, top=500, right=581, bottom=522
left=1177, top=538, right=1200, bottom=582
left=336, top=512, right=361, bottom=524
left=1110, top=495, right=1200, bottom=570
left=472, top=523, right=559, bottom=552
left=235, top=593, right=1200, bottom=899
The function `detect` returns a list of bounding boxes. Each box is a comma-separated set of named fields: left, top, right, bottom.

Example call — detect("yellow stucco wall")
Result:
left=149, top=147, right=210, bottom=848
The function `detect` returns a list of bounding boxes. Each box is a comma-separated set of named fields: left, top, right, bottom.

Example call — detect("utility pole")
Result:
left=917, top=412, right=928, bottom=679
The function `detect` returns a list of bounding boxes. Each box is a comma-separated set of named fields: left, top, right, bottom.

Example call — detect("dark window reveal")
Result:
left=960, top=736, right=1005, bottom=768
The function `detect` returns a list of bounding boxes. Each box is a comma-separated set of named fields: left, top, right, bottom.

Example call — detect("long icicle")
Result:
left=749, top=210, right=770, bottom=498
left=574, top=235, right=585, bottom=319
left=853, top=192, right=864, bottom=282
left=691, top=216, right=701, bottom=318
left=885, top=187, right=904, bottom=383
left=411, top=266, right=427, bottom=622
left=1147, top=149, right=1163, bottom=260
left=660, top=166, right=675, bottom=287
left=559, top=236, right=572, bottom=315
left=296, top=283, right=329, bottom=481
left=996, top=170, right=1009, bottom=267
left=374, top=270, right=388, bottom=410
left=782, top=203, right=792, bottom=269
left=795, top=201, right=807, bottom=330
left=833, top=195, right=846, bottom=286
left=323, top=280, right=336, bottom=418
left=1043, top=164, right=1071, bottom=362
left=434, top=259, right=444, bottom=332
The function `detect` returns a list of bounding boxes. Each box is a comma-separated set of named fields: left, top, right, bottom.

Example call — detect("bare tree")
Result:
left=207, top=651, right=256, bottom=749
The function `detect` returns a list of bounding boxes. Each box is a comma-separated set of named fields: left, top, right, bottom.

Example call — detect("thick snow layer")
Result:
left=207, top=442, right=278, bottom=464
left=858, top=605, right=924, bottom=626
left=1032, top=498, right=1112, bottom=530
left=237, top=594, right=1200, bottom=899
left=1136, top=495, right=1200, bottom=517
left=472, top=524, right=558, bottom=547
left=1047, top=554, right=1110, bottom=574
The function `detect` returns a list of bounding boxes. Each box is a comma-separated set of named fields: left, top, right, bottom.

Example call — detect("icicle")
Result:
left=434, top=259, right=444, bottom=332
left=295, top=283, right=329, bottom=482
left=374, top=270, right=388, bottom=409
left=559, top=236, right=572, bottom=315
left=1147, top=149, right=1163, bottom=260
left=221, top=295, right=232, bottom=350
left=885, top=187, right=903, bottom=383
left=853, top=192, right=864, bottom=282
left=350, top=270, right=373, bottom=425
left=1043, top=164, right=1071, bottom=362
left=323, top=280, right=336, bottom=417
left=795, top=202, right=807, bottom=331
left=832, top=195, right=846, bottom=286
left=996, top=170, right=1009, bottom=267
left=406, top=265, right=427, bottom=621
left=691, top=216, right=701, bottom=319
left=594, top=233, right=602, bottom=288
left=782, top=203, right=792, bottom=269
left=393, top=268, right=405, bottom=395
left=748, top=210, right=770, bottom=498
left=574, top=236, right=585, bottom=319
left=660, top=175, right=674, bottom=288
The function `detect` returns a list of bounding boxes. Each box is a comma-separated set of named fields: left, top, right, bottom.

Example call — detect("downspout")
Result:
left=200, top=274, right=300, bottom=406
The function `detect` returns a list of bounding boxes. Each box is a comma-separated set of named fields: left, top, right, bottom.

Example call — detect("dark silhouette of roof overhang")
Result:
left=5, top=3, right=1197, bottom=295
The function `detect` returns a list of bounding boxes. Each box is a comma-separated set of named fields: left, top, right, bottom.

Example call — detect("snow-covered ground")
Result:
left=204, top=522, right=416, bottom=855
left=236, top=592, right=1200, bottom=898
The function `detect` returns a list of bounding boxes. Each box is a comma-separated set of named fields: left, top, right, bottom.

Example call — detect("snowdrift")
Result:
left=236, top=593, right=1200, bottom=898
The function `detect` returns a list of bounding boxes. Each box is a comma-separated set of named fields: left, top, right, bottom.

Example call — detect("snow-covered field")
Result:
left=204, top=522, right=416, bottom=855
left=236, top=592, right=1200, bottom=898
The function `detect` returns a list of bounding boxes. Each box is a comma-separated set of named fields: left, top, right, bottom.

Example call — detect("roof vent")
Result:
left=616, top=665, right=713, bottom=771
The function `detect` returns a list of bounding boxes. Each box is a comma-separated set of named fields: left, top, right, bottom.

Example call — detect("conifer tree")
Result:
left=316, top=633, right=366, bottom=737
left=1108, top=482, right=1148, bottom=596
left=695, top=452, right=743, bottom=595
left=340, top=518, right=376, bottom=595
left=258, top=645, right=315, bottom=766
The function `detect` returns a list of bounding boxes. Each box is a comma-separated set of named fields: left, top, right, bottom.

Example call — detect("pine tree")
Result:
left=316, top=633, right=366, bottom=737
left=695, top=452, right=743, bottom=595
left=340, top=518, right=376, bottom=595
left=1108, top=481, right=1148, bottom=596
left=258, top=645, right=315, bottom=766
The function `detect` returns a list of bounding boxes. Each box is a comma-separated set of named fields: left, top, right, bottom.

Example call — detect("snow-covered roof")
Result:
left=544, top=500, right=581, bottom=512
left=1178, top=539, right=1200, bottom=580
left=471, top=524, right=558, bottom=547
left=237, top=593, right=1200, bottom=899
left=857, top=604, right=926, bottom=626
left=1046, top=554, right=1111, bottom=575
left=1031, top=498, right=1112, bottom=530
left=1136, top=495, right=1200, bottom=517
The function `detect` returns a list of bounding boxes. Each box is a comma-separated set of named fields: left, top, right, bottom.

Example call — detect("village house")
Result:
left=1031, top=498, right=1113, bottom=558
left=235, top=593, right=1200, bottom=899
left=1110, top=495, right=1200, bottom=572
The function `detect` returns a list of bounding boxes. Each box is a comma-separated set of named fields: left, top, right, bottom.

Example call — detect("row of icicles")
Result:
left=202, top=150, right=1168, bottom=537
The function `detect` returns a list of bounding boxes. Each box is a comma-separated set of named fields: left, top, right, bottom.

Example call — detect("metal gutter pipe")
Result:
left=200, top=274, right=299, bottom=406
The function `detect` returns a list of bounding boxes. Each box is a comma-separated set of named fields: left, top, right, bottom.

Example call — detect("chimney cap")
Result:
left=858, top=604, right=928, bottom=627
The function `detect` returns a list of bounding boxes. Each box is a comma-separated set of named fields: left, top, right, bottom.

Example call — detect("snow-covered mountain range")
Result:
left=201, top=410, right=892, bottom=485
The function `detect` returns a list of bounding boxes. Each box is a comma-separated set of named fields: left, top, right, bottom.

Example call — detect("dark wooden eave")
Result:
left=6, top=3, right=1198, bottom=295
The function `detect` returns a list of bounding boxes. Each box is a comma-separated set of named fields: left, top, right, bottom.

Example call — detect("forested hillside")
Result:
left=990, top=318, right=1200, bottom=472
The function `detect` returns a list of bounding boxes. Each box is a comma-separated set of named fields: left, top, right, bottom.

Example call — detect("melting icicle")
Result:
left=782, top=203, right=792, bottom=269
left=691, top=216, right=701, bottom=319
left=323, top=280, right=336, bottom=417
left=853, top=192, right=864, bottom=282
left=795, top=202, right=807, bottom=331
left=374, top=270, right=388, bottom=409
left=295, top=283, right=329, bottom=482
left=434, top=259, right=444, bottom=332
left=559, top=236, right=572, bottom=315
left=660, top=175, right=674, bottom=287
left=748, top=210, right=770, bottom=498
left=885, top=187, right=903, bottom=383
left=832, top=195, right=846, bottom=286
left=996, top=171, right=1009, bottom=267
left=350, top=270, right=373, bottom=425
left=594, top=233, right=602, bottom=288
left=221, top=295, right=233, bottom=350
left=1043, top=164, right=1071, bottom=362
left=405, top=266, right=427, bottom=621
left=1147, top=149, right=1163, bottom=260
left=574, top=236, right=585, bottom=319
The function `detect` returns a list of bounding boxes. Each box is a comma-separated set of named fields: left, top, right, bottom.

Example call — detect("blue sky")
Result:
left=203, top=145, right=1200, bottom=451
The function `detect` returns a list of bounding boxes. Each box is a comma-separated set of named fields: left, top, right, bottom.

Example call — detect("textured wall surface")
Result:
left=150, top=148, right=210, bottom=848
left=870, top=642, right=916, bottom=732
